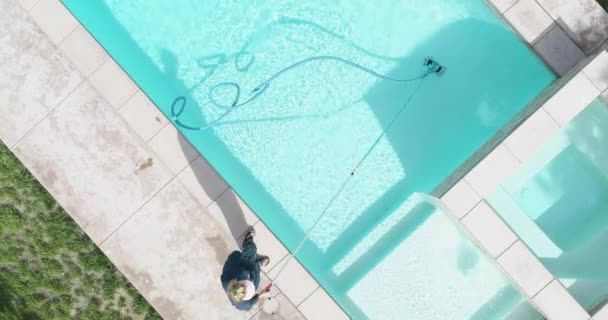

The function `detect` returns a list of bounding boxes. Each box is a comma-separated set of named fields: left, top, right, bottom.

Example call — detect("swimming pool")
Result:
left=487, top=99, right=608, bottom=312
left=62, top=0, right=554, bottom=318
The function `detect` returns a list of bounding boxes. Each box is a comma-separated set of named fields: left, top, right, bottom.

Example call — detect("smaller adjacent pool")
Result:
left=337, top=194, right=542, bottom=319
left=487, top=99, right=608, bottom=311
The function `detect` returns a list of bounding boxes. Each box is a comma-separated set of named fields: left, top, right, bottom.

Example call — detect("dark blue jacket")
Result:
left=220, top=251, right=261, bottom=311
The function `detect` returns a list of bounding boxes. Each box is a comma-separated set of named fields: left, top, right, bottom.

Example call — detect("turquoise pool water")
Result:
left=62, top=0, right=554, bottom=318
left=488, top=99, right=608, bottom=311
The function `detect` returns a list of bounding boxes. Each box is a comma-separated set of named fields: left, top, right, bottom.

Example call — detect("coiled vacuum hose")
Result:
left=170, top=55, right=433, bottom=131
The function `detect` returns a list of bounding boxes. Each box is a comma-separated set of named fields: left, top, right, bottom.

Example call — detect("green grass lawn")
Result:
left=600, top=0, right=608, bottom=11
left=0, top=142, right=161, bottom=320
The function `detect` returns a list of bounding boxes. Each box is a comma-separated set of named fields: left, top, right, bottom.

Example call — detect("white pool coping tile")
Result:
left=120, top=90, right=168, bottom=142
left=487, top=0, right=519, bottom=15
left=98, top=179, right=252, bottom=320
left=58, top=25, right=109, bottom=77
left=88, top=59, right=138, bottom=109
left=543, top=71, right=600, bottom=126
left=147, top=123, right=199, bottom=175
left=503, top=0, right=554, bottom=44
left=461, top=201, right=518, bottom=258
left=251, top=221, right=289, bottom=272
left=465, top=144, right=521, bottom=198
left=440, top=180, right=481, bottom=219
left=497, top=240, right=554, bottom=297
left=206, top=188, right=260, bottom=241
left=267, top=256, right=319, bottom=306
left=250, top=293, right=306, bottom=320
left=503, top=107, right=560, bottom=162
left=533, top=279, right=590, bottom=320
left=583, top=51, right=608, bottom=92
left=29, top=0, right=78, bottom=45
left=177, top=155, right=229, bottom=208
left=0, top=10, right=84, bottom=146
left=13, top=82, right=174, bottom=244
left=299, top=288, right=349, bottom=320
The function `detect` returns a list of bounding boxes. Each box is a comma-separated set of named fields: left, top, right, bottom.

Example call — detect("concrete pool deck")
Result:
left=487, top=0, right=608, bottom=76
left=2, top=0, right=608, bottom=319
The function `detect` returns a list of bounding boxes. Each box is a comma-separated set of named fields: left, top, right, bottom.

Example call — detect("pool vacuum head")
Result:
left=424, top=57, right=446, bottom=76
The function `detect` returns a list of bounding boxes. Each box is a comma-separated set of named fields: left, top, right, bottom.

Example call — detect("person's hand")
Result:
left=259, top=283, right=272, bottom=298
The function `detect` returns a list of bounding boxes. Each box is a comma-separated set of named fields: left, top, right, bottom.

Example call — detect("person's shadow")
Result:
left=159, top=50, right=253, bottom=247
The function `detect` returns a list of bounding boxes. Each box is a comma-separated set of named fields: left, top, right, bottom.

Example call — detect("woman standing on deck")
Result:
left=220, top=227, right=271, bottom=311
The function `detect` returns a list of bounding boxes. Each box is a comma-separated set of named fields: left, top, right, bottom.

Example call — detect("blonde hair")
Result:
left=227, top=279, right=247, bottom=302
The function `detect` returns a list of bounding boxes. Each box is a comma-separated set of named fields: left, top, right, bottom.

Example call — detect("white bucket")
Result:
left=262, top=297, right=280, bottom=315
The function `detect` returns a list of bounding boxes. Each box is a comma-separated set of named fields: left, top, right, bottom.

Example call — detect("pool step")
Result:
left=330, top=198, right=435, bottom=292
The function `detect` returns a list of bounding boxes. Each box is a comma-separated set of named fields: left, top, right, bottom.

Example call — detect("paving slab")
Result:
left=0, top=0, right=83, bottom=146
left=120, top=90, right=168, bottom=142
left=251, top=293, right=306, bottom=320
left=536, top=0, right=608, bottom=54
left=593, top=303, right=608, bottom=320
left=542, top=71, right=600, bottom=125
left=461, top=201, right=518, bottom=258
left=533, top=279, right=590, bottom=320
left=533, top=24, right=586, bottom=76
left=177, top=156, right=228, bottom=207
left=207, top=188, right=260, bottom=244
left=58, top=24, right=108, bottom=77
left=1, top=0, right=46, bottom=52
left=29, top=0, right=78, bottom=45
left=497, top=240, right=554, bottom=297
left=298, top=288, right=349, bottom=320
left=177, top=155, right=229, bottom=208
left=147, top=123, right=199, bottom=175
left=504, top=107, right=560, bottom=162
left=88, top=58, right=138, bottom=109
left=268, top=256, right=319, bottom=306
left=13, top=82, right=173, bottom=243
left=487, top=0, right=519, bottom=15
left=16, top=0, right=39, bottom=11
left=465, top=144, right=521, bottom=197
left=503, top=0, right=554, bottom=44
left=440, top=180, right=481, bottom=219
left=100, top=179, right=252, bottom=320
